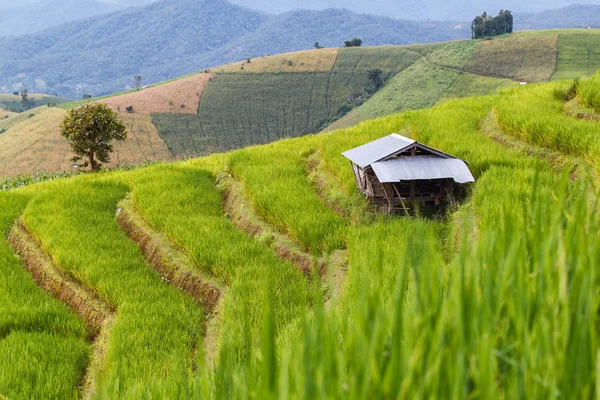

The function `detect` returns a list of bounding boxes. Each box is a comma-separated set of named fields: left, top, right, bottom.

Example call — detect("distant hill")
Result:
left=517, top=4, right=600, bottom=29
left=2, top=0, right=600, bottom=97
left=0, top=0, right=467, bottom=97
left=228, top=0, right=600, bottom=21
left=0, top=0, right=155, bottom=37
left=2, top=29, right=600, bottom=176
left=4, top=0, right=599, bottom=30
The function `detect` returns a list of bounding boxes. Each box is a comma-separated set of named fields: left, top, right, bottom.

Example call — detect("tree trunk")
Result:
left=90, top=151, right=97, bottom=171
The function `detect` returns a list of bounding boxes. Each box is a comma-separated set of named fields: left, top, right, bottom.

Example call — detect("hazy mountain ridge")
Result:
left=2, top=0, right=600, bottom=37
left=1, top=0, right=599, bottom=97
left=517, top=4, right=600, bottom=29
left=170, top=0, right=600, bottom=21
left=0, top=0, right=156, bottom=36
left=0, top=0, right=467, bottom=97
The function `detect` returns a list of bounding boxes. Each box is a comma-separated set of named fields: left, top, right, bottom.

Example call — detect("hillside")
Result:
left=230, top=0, right=598, bottom=20
left=329, top=29, right=600, bottom=129
left=3, top=1, right=600, bottom=97
left=517, top=5, right=600, bottom=30
left=0, top=93, right=71, bottom=113
left=2, top=29, right=599, bottom=176
left=0, top=0, right=468, bottom=98
left=3, top=0, right=597, bottom=30
left=1, top=53, right=599, bottom=398
left=0, top=0, right=156, bottom=37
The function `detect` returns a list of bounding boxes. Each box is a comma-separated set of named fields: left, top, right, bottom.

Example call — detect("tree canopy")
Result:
left=344, top=38, right=363, bottom=47
left=471, top=10, right=513, bottom=39
left=60, top=103, right=127, bottom=171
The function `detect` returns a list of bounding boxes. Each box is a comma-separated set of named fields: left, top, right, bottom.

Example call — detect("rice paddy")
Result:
left=2, top=30, right=600, bottom=398
left=2, top=60, right=599, bottom=397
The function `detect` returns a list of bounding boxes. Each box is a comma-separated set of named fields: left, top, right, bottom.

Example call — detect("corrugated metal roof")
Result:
left=371, top=156, right=475, bottom=184
left=342, top=133, right=415, bottom=168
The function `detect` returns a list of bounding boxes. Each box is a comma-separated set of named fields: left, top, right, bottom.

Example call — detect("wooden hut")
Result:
left=342, top=134, right=475, bottom=214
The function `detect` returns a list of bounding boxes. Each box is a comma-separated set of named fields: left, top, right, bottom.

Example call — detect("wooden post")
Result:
left=392, top=184, right=410, bottom=217
left=381, top=183, right=393, bottom=214
left=446, top=179, right=455, bottom=203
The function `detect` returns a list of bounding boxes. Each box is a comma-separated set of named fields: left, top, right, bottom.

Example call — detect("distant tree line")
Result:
left=344, top=38, right=363, bottom=47
left=471, top=10, right=513, bottom=39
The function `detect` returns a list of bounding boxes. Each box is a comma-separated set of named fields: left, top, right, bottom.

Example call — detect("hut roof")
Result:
left=342, top=133, right=474, bottom=183
left=342, top=134, right=415, bottom=168
left=372, top=156, right=474, bottom=183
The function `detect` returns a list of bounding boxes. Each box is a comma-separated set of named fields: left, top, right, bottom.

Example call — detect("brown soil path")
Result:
left=116, top=197, right=224, bottom=363
left=221, top=176, right=324, bottom=278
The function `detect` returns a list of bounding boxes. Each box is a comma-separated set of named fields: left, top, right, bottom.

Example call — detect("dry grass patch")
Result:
left=0, top=108, right=174, bottom=175
left=218, top=48, right=339, bottom=73
left=110, top=112, right=175, bottom=166
left=0, top=107, right=72, bottom=175
left=464, top=35, right=558, bottom=82
left=0, top=109, right=16, bottom=119
left=101, top=73, right=212, bottom=114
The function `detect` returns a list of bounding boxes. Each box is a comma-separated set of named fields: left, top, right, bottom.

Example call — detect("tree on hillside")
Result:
left=20, top=88, right=29, bottom=109
left=134, top=75, right=142, bottom=91
left=344, top=38, right=363, bottom=47
left=368, top=68, right=384, bottom=89
left=471, top=10, right=513, bottom=39
left=60, top=103, right=127, bottom=171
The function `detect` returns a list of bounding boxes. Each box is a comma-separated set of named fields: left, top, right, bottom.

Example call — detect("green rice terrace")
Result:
left=2, top=29, right=600, bottom=176
left=2, top=50, right=600, bottom=397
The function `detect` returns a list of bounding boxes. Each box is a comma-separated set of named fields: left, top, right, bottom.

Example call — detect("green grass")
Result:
left=3, top=43, right=600, bottom=398
left=359, top=59, right=460, bottom=117
left=228, top=141, right=347, bottom=254
left=0, top=192, right=89, bottom=400
left=576, top=71, right=600, bottom=111
left=552, top=34, right=600, bottom=81
left=495, top=80, right=600, bottom=167
left=424, top=40, right=479, bottom=69
left=229, top=93, right=580, bottom=398
left=20, top=180, right=205, bottom=398
left=126, top=164, right=312, bottom=395
left=440, top=72, right=518, bottom=100
left=465, top=34, right=558, bottom=82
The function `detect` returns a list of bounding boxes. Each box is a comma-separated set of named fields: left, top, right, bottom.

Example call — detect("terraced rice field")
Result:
left=2, top=70, right=600, bottom=397
left=552, top=34, right=600, bottom=81
left=152, top=47, right=422, bottom=157
left=464, top=33, right=558, bottom=82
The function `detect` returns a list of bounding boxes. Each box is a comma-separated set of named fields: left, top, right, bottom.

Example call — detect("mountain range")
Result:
left=0, top=0, right=468, bottom=97
left=1, top=0, right=600, bottom=97
left=2, top=0, right=600, bottom=37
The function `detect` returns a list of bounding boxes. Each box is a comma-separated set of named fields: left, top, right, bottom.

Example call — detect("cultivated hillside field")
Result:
left=0, top=93, right=70, bottom=113
left=2, top=29, right=600, bottom=177
left=1, top=55, right=600, bottom=398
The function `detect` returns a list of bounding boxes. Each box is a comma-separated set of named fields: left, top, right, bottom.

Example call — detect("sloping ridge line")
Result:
left=221, top=177, right=325, bottom=278
left=8, top=220, right=115, bottom=400
left=116, top=198, right=222, bottom=316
